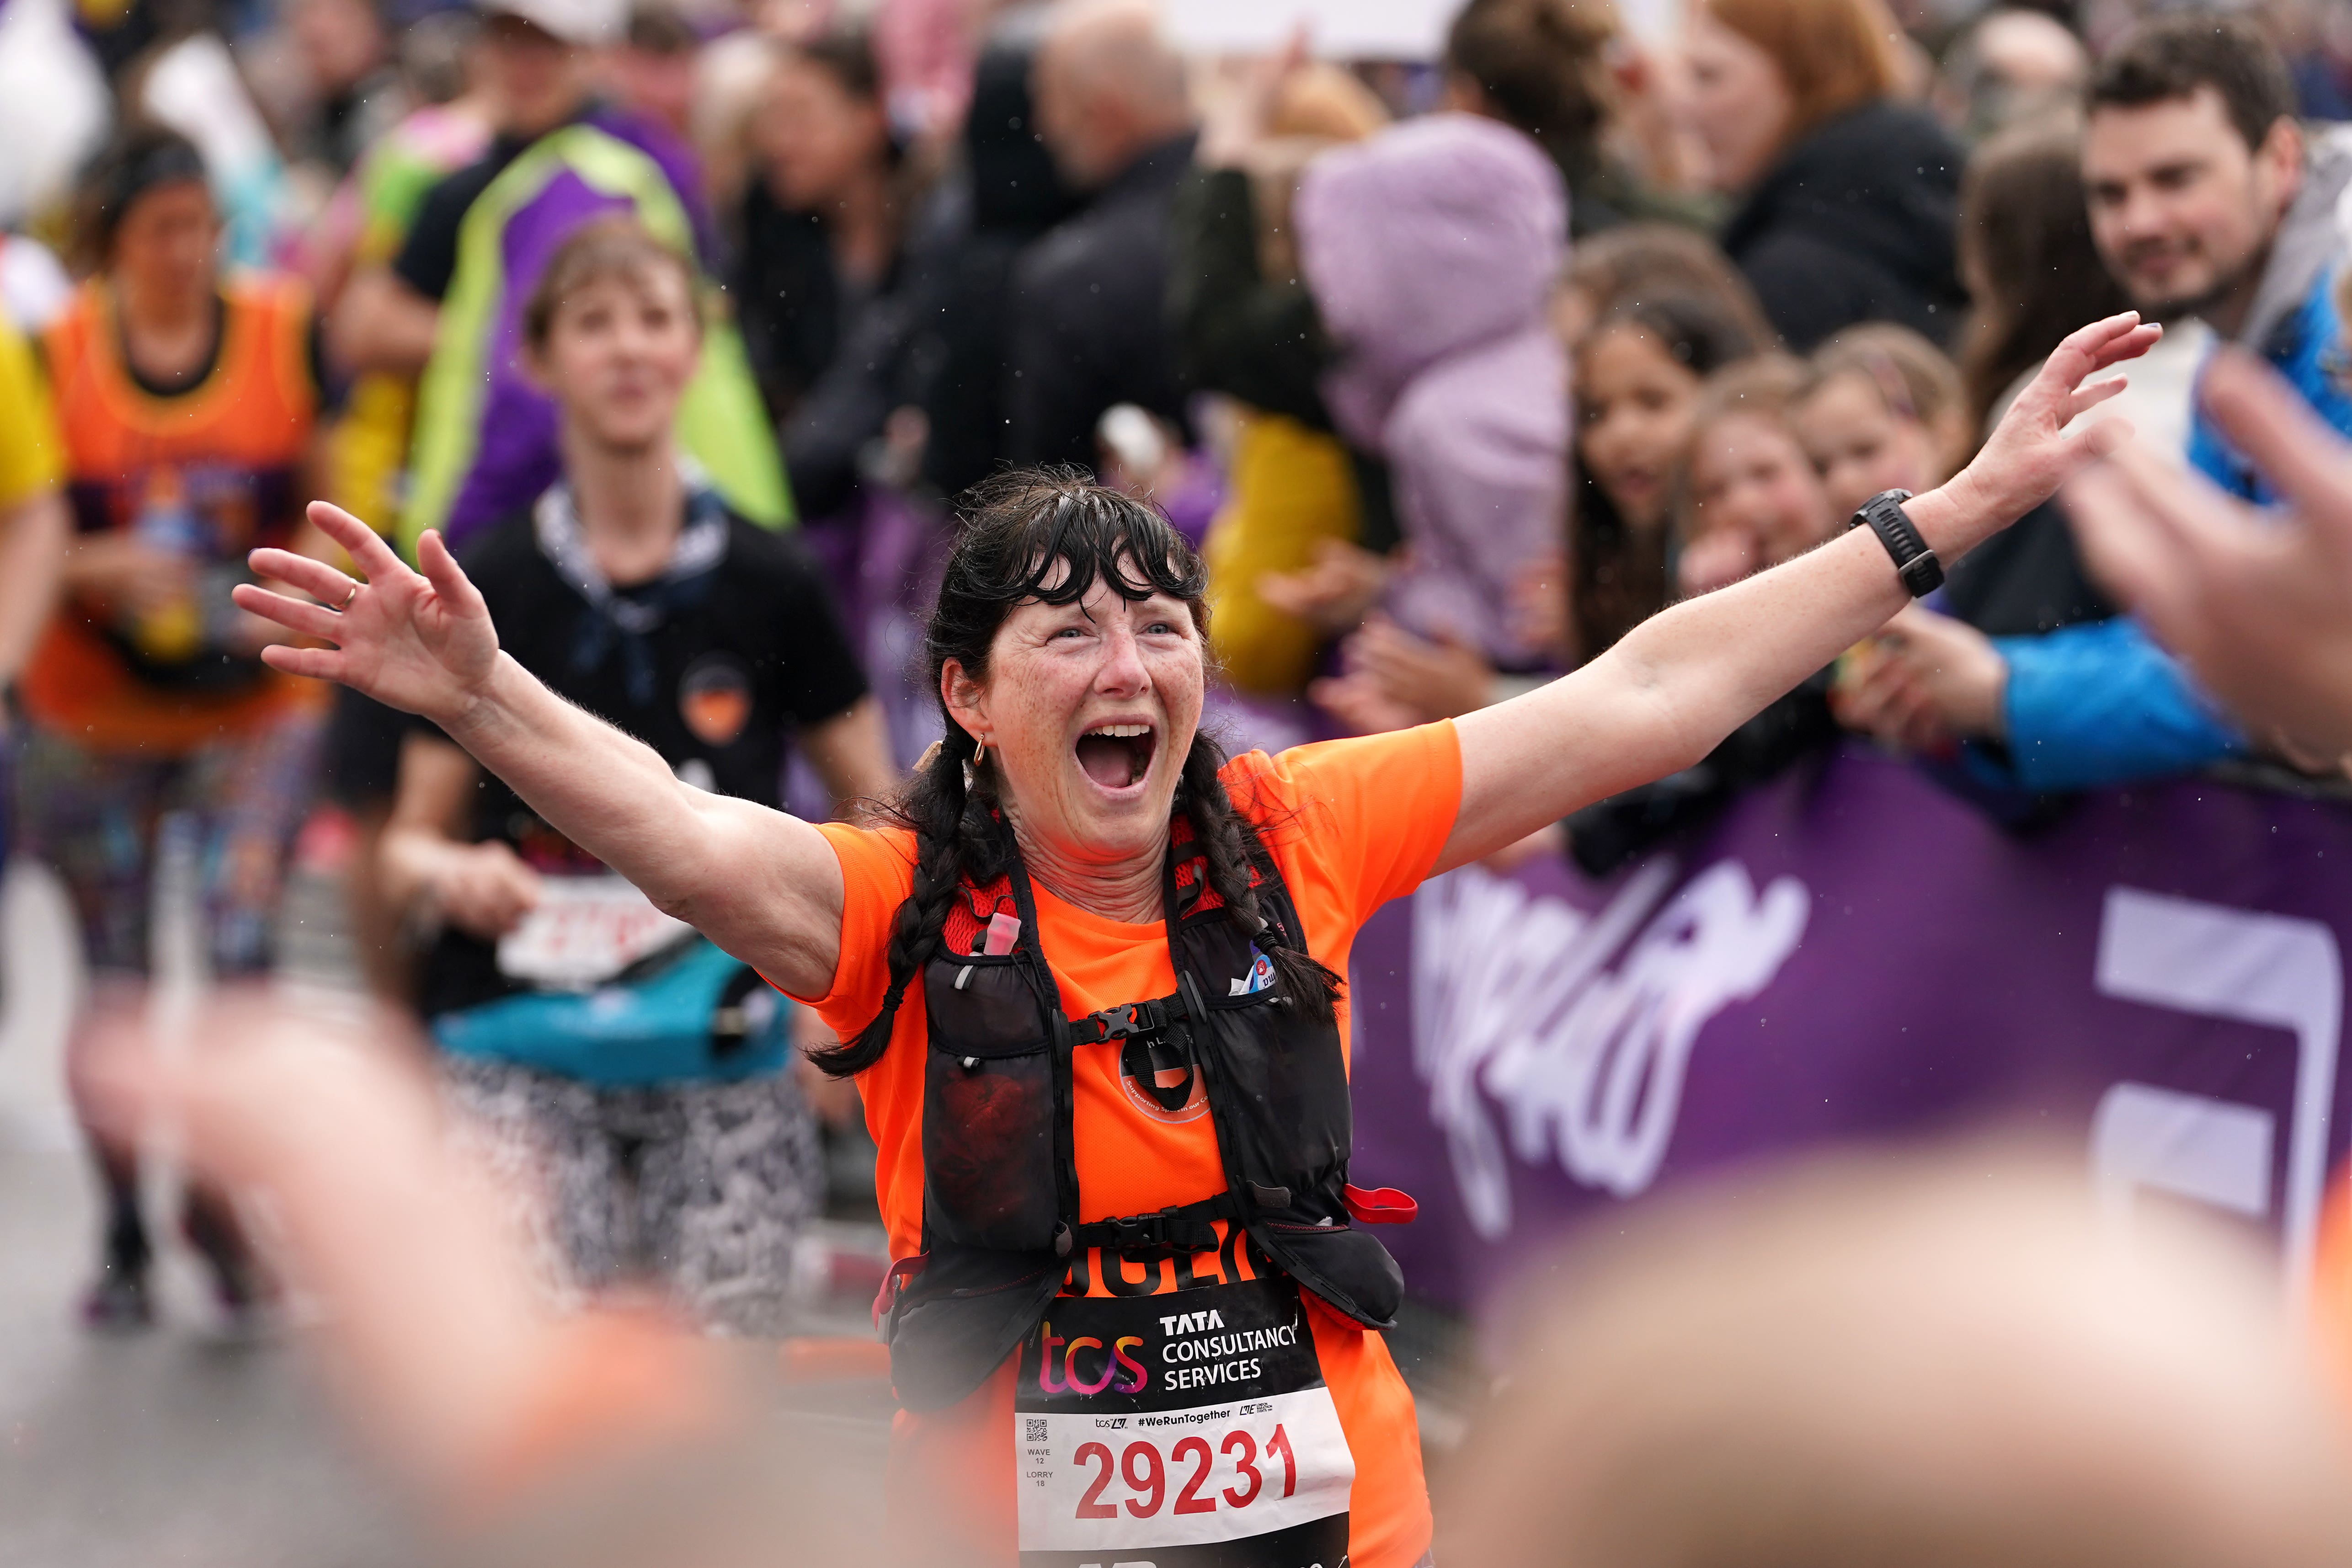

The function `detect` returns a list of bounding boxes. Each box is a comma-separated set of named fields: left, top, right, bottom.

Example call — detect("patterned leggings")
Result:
left=15, top=712, right=321, bottom=1285
left=442, top=1057, right=822, bottom=1338
left=12, top=710, right=321, bottom=977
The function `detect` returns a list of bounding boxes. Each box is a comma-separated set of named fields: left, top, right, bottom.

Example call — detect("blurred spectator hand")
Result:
left=423, top=838, right=544, bottom=939
left=1676, top=526, right=1760, bottom=598
left=1306, top=669, right=1419, bottom=736
left=1345, top=613, right=1497, bottom=722
left=1195, top=24, right=1309, bottom=168
left=1093, top=404, right=1188, bottom=502
left=64, top=533, right=196, bottom=620
left=1506, top=550, right=1571, bottom=663
left=2068, top=350, right=2352, bottom=759
left=1255, top=538, right=1392, bottom=636
left=1832, top=603, right=2007, bottom=754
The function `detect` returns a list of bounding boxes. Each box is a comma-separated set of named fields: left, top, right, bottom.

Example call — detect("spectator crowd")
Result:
left=5, top=0, right=2352, bottom=1557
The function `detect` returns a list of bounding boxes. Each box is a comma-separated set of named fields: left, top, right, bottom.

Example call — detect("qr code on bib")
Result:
left=1026, top=1419, right=1048, bottom=1443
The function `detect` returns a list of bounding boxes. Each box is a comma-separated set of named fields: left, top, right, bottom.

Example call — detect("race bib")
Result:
left=1014, top=1276, right=1353, bottom=1568
left=495, top=875, right=692, bottom=991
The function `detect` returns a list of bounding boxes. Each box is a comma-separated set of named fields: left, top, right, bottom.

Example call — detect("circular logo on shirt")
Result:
left=1118, top=1031, right=1210, bottom=1125
left=679, top=655, right=752, bottom=747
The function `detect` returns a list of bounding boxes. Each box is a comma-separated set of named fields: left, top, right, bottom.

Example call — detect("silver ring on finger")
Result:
left=338, top=580, right=360, bottom=612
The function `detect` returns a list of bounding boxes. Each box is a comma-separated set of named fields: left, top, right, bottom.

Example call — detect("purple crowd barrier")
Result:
left=1345, top=742, right=2352, bottom=1313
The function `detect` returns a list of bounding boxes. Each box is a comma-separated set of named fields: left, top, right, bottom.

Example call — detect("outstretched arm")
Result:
left=234, top=504, right=848, bottom=997
left=1438, top=311, right=2160, bottom=870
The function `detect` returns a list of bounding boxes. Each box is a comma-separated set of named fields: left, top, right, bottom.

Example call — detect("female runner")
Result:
left=234, top=310, right=2158, bottom=1568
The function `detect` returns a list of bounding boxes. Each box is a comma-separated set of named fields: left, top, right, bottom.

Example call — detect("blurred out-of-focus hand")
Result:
left=2068, top=348, right=2352, bottom=758
left=1256, top=538, right=1393, bottom=637
left=76, top=989, right=558, bottom=1497
left=1508, top=550, right=1572, bottom=663
left=1346, top=614, right=1497, bottom=722
left=1195, top=23, right=1310, bottom=167
left=76, top=988, right=736, bottom=1531
left=426, top=838, right=544, bottom=939
left=1676, top=527, right=1759, bottom=598
left=1307, top=668, right=1419, bottom=736
left=1830, top=604, right=2007, bottom=754
left=64, top=533, right=195, bottom=619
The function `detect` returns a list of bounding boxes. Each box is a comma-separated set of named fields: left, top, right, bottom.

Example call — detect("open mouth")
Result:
left=1074, top=722, right=1157, bottom=791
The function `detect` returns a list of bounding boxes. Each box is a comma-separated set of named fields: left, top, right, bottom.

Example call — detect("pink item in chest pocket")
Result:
left=983, top=911, right=1021, bottom=956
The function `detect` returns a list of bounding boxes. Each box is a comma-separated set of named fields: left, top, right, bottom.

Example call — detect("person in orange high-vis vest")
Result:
left=16, top=126, right=327, bottom=1333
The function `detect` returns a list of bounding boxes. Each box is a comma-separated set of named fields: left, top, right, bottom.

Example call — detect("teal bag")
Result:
left=432, top=937, right=792, bottom=1087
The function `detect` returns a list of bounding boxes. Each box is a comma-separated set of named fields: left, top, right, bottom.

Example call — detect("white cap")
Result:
left=479, top=0, right=625, bottom=48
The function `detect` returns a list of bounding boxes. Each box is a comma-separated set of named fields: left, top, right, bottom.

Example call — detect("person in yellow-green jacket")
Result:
left=331, top=0, right=787, bottom=559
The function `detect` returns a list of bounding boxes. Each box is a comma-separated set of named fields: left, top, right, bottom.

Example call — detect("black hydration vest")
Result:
left=879, top=828, right=1408, bottom=1412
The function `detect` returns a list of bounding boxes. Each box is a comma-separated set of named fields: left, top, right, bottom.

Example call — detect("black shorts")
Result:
left=320, top=687, right=409, bottom=808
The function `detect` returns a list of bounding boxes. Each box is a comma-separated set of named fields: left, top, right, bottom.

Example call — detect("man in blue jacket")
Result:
left=1842, top=14, right=2349, bottom=792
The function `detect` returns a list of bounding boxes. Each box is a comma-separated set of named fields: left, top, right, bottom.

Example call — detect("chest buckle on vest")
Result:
left=1072, top=997, right=1168, bottom=1045
left=1075, top=1195, right=1231, bottom=1260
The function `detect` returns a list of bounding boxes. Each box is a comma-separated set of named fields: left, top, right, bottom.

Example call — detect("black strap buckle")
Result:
left=1108, top=1207, right=1179, bottom=1253
left=1075, top=997, right=1167, bottom=1046
left=1082, top=1198, right=1226, bottom=1259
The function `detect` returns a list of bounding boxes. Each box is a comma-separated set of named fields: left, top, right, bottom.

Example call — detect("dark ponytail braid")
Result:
left=808, top=470, right=1336, bottom=1076
left=1178, top=738, right=1341, bottom=1024
left=810, top=725, right=1016, bottom=1077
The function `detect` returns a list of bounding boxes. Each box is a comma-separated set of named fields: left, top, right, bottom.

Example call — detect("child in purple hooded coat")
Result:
left=1294, top=113, right=1570, bottom=674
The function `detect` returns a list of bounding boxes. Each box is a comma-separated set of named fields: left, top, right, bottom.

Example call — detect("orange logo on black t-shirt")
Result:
left=679, top=655, right=752, bottom=747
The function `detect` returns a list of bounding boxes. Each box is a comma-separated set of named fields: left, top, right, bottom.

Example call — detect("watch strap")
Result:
left=1848, top=488, right=1943, bottom=597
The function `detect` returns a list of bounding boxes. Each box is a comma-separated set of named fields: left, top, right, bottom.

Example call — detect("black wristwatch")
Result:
left=1848, top=488, right=1943, bottom=597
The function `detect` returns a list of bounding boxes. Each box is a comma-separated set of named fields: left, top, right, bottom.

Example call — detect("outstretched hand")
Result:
left=1961, top=311, right=2162, bottom=531
left=2067, top=349, right=2352, bottom=758
left=232, top=501, right=500, bottom=727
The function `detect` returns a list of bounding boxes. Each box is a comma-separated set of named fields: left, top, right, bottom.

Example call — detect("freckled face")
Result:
left=945, top=567, right=1205, bottom=873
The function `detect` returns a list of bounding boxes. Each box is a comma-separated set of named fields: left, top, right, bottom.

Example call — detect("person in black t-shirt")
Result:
left=378, top=219, right=891, bottom=1334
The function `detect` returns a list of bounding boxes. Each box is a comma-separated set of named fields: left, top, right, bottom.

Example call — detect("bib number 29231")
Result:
left=1014, top=1277, right=1353, bottom=1567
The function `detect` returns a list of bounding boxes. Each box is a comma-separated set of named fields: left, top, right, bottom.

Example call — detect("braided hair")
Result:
left=810, top=473, right=1340, bottom=1078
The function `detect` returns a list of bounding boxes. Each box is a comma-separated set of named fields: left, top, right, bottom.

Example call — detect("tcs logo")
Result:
left=1040, top=1319, right=1151, bottom=1395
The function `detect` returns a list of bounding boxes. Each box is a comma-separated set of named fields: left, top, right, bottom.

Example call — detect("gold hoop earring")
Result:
left=972, top=737, right=987, bottom=767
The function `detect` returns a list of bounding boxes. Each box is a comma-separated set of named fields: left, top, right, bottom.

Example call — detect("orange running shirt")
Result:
left=23, top=275, right=318, bottom=754
left=799, top=720, right=1462, bottom=1568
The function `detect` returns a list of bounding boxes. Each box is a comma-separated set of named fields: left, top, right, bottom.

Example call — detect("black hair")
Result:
left=1445, top=0, right=1617, bottom=180
left=1573, top=292, right=1765, bottom=654
left=74, top=123, right=209, bottom=272
left=2087, top=12, right=2296, bottom=152
left=809, top=473, right=1342, bottom=1078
